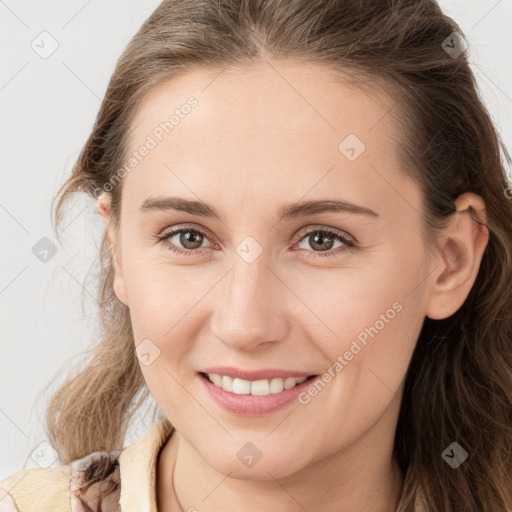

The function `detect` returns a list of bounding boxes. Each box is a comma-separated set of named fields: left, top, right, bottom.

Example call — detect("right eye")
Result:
left=155, top=225, right=217, bottom=256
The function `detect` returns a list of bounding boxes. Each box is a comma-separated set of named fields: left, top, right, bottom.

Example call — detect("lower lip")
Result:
left=197, top=372, right=318, bottom=416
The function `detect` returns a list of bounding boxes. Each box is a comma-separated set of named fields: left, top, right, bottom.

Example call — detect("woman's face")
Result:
left=106, top=60, right=435, bottom=480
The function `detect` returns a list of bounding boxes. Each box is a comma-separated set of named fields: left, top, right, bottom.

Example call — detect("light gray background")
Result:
left=1, top=0, right=511, bottom=480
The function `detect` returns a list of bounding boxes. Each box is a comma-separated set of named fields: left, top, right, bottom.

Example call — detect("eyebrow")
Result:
left=139, top=196, right=379, bottom=221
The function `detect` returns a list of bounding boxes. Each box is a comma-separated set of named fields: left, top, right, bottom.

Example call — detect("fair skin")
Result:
left=97, top=59, right=488, bottom=512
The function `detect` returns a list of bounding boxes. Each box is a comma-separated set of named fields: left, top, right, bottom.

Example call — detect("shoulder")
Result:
left=0, top=464, right=71, bottom=512
left=0, top=449, right=121, bottom=512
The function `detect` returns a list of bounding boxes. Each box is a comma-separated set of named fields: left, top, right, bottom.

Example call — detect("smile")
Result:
left=204, top=372, right=312, bottom=395
left=198, top=372, right=319, bottom=416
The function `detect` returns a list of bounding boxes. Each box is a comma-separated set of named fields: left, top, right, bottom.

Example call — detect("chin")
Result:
left=204, top=447, right=307, bottom=481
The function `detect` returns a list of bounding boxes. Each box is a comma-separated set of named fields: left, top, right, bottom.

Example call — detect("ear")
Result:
left=97, top=192, right=129, bottom=307
left=425, top=192, right=489, bottom=320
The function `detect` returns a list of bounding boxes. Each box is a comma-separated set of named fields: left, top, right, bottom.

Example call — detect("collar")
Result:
left=118, top=416, right=175, bottom=512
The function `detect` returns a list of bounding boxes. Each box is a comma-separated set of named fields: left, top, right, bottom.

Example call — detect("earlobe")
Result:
left=425, top=192, right=489, bottom=320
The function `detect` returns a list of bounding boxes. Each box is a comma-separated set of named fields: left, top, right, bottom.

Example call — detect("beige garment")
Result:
left=0, top=417, right=427, bottom=511
left=0, top=417, right=174, bottom=512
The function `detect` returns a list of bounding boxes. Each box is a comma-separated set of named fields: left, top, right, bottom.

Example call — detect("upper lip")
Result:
left=200, top=366, right=316, bottom=381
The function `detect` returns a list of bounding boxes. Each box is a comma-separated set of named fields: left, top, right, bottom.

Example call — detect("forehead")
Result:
left=121, top=60, right=417, bottom=220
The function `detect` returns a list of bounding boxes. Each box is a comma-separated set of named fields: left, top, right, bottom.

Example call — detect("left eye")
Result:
left=294, top=228, right=353, bottom=255
left=155, top=225, right=356, bottom=258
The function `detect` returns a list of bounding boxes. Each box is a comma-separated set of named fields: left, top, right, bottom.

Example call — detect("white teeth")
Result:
left=210, top=374, right=223, bottom=387
left=206, top=373, right=308, bottom=396
left=222, top=375, right=233, bottom=392
left=284, top=377, right=298, bottom=390
left=270, top=378, right=284, bottom=394
left=232, top=378, right=251, bottom=394
left=246, top=379, right=269, bottom=395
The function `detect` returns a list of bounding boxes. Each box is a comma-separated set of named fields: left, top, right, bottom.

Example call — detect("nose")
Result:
left=209, top=255, right=289, bottom=352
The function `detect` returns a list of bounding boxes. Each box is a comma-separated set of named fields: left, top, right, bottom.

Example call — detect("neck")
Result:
left=157, top=404, right=405, bottom=512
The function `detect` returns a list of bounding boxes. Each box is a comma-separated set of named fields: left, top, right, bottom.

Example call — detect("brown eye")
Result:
left=296, top=228, right=353, bottom=256
left=175, top=229, right=205, bottom=250
left=306, top=231, right=337, bottom=252
left=157, top=225, right=213, bottom=255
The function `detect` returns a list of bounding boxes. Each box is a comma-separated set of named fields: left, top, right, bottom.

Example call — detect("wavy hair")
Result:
left=45, top=0, right=512, bottom=509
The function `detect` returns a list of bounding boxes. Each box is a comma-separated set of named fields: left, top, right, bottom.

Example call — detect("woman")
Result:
left=2, top=0, right=511, bottom=511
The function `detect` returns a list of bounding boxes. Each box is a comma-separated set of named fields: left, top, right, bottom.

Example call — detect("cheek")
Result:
left=292, top=252, right=418, bottom=326
left=291, top=263, right=425, bottom=450
left=290, top=246, right=426, bottom=386
left=125, top=256, right=204, bottom=410
left=122, top=250, right=206, bottom=337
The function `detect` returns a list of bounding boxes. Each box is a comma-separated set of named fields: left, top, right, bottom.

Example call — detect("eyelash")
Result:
left=154, top=224, right=357, bottom=260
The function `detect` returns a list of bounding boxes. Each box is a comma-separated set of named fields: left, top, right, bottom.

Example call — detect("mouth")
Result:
left=198, top=371, right=318, bottom=396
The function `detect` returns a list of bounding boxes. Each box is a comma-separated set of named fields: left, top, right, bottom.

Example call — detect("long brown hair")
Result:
left=45, top=0, right=512, bottom=509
